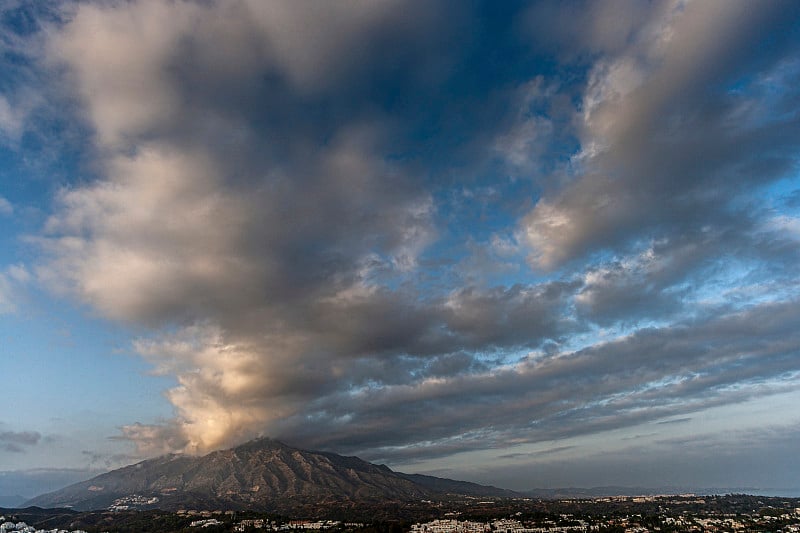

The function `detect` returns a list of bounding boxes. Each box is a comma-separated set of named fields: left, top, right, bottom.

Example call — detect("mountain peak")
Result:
left=25, top=439, right=516, bottom=512
left=231, top=436, right=292, bottom=452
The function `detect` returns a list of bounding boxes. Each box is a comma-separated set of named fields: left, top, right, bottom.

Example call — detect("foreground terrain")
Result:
left=3, top=494, right=800, bottom=533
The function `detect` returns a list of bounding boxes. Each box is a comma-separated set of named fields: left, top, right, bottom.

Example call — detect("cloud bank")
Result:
left=19, top=0, right=800, bottom=463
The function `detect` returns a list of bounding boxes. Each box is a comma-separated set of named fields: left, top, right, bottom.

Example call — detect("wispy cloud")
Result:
left=0, top=197, right=12, bottom=216
left=498, top=446, right=577, bottom=460
left=656, top=418, right=692, bottom=426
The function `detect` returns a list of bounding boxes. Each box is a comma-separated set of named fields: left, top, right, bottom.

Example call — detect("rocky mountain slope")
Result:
left=25, top=438, right=515, bottom=511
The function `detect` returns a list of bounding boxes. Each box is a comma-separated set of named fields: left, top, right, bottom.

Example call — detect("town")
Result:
left=3, top=494, right=800, bottom=533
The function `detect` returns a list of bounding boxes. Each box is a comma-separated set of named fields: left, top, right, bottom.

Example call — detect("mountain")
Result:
left=396, top=473, right=518, bottom=498
left=25, top=438, right=515, bottom=512
left=0, top=494, right=26, bottom=507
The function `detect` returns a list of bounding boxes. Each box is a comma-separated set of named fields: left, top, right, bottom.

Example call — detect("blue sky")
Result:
left=1, top=0, right=800, bottom=497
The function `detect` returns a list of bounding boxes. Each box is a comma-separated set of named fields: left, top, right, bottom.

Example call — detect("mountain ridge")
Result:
left=25, top=438, right=516, bottom=511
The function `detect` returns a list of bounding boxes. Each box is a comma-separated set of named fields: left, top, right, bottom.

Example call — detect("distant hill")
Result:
left=523, top=486, right=800, bottom=498
left=25, top=438, right=516, bottom=512
left=523, top=486, right=681, bottom=499
left=397, top=473, right=518, bottom=498
left=0, top=494, right=26, bottom=507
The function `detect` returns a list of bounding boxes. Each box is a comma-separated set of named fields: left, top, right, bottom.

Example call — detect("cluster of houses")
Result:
left=411, top=518, right=591, bottom=533
left=0, top=516, right=86, bottom=533
left=409, top=507, right=800, bottom=533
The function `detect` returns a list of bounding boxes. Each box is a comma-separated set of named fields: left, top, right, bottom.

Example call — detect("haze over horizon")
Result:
left=1, top=0, right=800, bottom=498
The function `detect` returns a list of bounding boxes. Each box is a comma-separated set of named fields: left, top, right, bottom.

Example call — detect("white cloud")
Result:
left=0, top=263, right=33, bottom=315
left=0, top=275, right=14, bottom=314
left=0, top=87, right=44, bottom=146
left=0, top=96, right=25, bottom=142
left=521, top=0, right=796, bottom=270
left=0, top=197, right=12, bottom=216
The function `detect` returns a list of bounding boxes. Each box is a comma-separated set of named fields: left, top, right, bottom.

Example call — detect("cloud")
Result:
left=0, top=197, right=12, bottom=216
left=38, top=0, right=526, bottom=456
left=0, top=273, right=20, bottom=315
left=256, top=299, right=800, bottom=463
left=655, top=417, right=691, bottom=426
left=522, top=0, right=652, bottom=58
left=0, top=2, right=60, bottom=146
left=497, top=446, right=577, bottom=460
left=0, top=264, right=32, bottom=314
left=0, top=95, right=25, bottom=142
left=115, top=279, right=578, bottom=455
left=491, top=78, right=561, bottom=177
left=522, top=0, right=800, bottom=270
left=35, top=0, right=585, bottom=458
left=0, top=431, right=41, bottom=453
left=25, top=0, right=800, bottom=470
left=46, top=0, right=451, bottom=150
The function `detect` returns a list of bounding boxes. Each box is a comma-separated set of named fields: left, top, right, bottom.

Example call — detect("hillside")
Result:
left=25, top=438, right=515, bottom=512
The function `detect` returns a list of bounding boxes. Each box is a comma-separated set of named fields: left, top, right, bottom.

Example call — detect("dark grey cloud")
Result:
left=0, top=431, right=41, bottom=453
left=265, top=299, right=800, bottom=462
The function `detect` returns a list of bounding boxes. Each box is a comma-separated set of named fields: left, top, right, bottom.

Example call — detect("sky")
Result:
left=1, top=0, right=800, bottom=498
